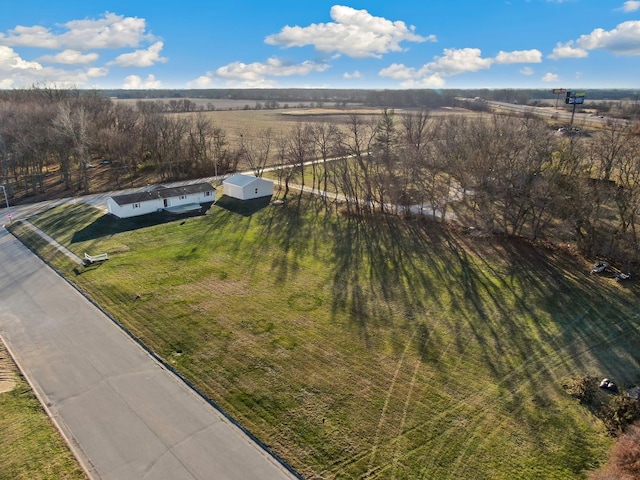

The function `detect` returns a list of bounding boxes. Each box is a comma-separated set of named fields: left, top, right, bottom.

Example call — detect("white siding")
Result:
left=107, top=198, right=164, bottom=218
left=223, top=175, right=273, bottom=200
left=107, top=184, right=215, bottom=218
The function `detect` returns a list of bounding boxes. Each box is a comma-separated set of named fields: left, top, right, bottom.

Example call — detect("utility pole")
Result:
left=0, top=185, right=8, bottom=209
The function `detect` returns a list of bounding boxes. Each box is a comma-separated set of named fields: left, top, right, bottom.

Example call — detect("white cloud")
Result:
left=550, top=20, right=640, bottom=58
left=576, top=21, right=640, bottom=54
left=216, top=57, right=328, bottom=80
left=400, top=73, right=446, bottom=88
left=0, top=26, right=59, bottom=49
left=548, top=41, right=589, bottom=59
left=0, top=13, right=150, bottom=50
left=378, top=65, right=445, bottom=87
left=0, top=13, right=161, bottom=87
left=379, top=62, right=441, bottom=87
left=191, top=57, right=330, bottom=88
left=122, top=74, right=162, bottom=89
left=109, top=41, right=167, bottom=67
left=542, top=72, right=559, bottom=82
left=380, top=47, right=541, bottom=86
left=265, top=5, right=434, bottom=58
left=0, top=59, right=108, bottom=89
left=0, top=45, right=43, bottom=71
left=494, top=49, right=542, bottom=64
left=423, top=48, right=493, bottom=75
left=379, top=63, right=417, bottom=80
left=38, top=49, right=99, bottom=65
left=621, top=1, right=640, bottom=12
left=187, top=75, right=214, bottom=88
left=343, top=70, right=361, bottom=79
left=87, top=67, right=108, bottom=78
left=520, top=66, right=534, bottom=75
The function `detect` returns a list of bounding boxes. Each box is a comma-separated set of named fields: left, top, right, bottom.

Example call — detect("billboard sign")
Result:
left=552, top=88, right=567, bottom=94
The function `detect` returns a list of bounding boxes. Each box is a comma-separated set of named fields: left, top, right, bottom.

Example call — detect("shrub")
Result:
left=612, top=424, right=640, bottom=477
left=601, top=396, right=640, bottom=435
left=589, top=422, right=640, bottom=479
left=565, top=375, right=599, bottom=405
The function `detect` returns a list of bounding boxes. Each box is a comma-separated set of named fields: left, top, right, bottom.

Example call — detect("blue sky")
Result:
left=0, top=1, right=638, bottom=90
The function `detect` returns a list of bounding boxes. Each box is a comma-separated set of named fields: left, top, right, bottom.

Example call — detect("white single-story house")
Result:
left=107, top=182, right=216, bottom=219
left=223, top=174, right=273, bottom=201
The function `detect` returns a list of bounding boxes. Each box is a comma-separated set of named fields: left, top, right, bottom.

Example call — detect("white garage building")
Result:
left=223, top=174, right=273, bottom=200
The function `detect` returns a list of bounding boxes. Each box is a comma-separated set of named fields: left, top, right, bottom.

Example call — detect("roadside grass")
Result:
left=12, top=197, right=640, bottom=479
left=0, top=342, right=87, bottom=480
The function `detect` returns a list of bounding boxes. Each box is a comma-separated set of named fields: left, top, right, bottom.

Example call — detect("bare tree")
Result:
left=273, top=132, right=295, bottom=201
left=371, top=108, right=399, bottom=213
left=186, top=114, right=218, bottom=177
left=340, top=114, right=377, bottom=214
left=400, top=110, right=440, bottom=217
left=240, top=128, right=273, bottom=178
left=612, top=135, right=640, bottom=251
left=55, top=101, right=91, bottom=192
left=285, top=124, right=312, bottom=201
left=309, top=122, right=343, bottom=209
left=588, top=119, right=630, bottom=182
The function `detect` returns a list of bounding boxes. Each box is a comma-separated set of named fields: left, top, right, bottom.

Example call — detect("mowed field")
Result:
left=10, top=192, right=640, bottom=479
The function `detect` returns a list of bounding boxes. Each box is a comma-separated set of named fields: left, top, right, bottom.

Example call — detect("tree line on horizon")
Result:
left=1, top=87, right=639, bottom=265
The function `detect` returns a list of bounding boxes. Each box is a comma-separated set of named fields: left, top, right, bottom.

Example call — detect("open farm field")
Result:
left=182, top=107, right=489, bottom=150
left=184, top=109, right=315, bottom=147
left=10, top=195, right=640, bottom=479
left=0, top=340, right=87, bottom=480
left=170, top=107, right=383, bottom=152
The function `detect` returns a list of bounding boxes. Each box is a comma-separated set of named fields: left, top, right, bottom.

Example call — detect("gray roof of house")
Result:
left=223, top=173, right=272, bottom=188
left=109, top=182, right=215, bottom=207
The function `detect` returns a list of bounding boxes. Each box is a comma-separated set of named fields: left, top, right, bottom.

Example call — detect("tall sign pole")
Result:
left=565, top=91, right=586, bottom=128
left=552, top=88, right=567, bottom=109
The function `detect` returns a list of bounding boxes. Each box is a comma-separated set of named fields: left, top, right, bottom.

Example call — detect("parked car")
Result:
left=615, top=272, right=632, bottom=282
left=591, top=261, right=610, bottom=274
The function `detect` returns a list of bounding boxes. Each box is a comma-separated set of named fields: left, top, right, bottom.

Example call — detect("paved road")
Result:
left=0, top=226, right=298, bottom=480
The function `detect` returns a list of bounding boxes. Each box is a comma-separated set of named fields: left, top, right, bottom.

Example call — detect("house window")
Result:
left=255, top=188, right=258, bottom=194
left=133, top=203, right=140, bottom=209
left=205, top=191, right=211, bottom=197
left=179, top=195, right=186, bottom=200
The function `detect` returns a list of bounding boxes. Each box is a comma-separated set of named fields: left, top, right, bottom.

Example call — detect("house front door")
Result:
left=164, top=198, right=170, bottom=208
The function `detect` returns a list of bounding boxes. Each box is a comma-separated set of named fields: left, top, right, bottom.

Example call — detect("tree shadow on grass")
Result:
left=226, top=190, right=639, bottom=396
left=327, top=212, right=456, bottom=345
left=213, top=194, right=638, bottom=477
left=254, top=194, right=332, bottom=285
left=325, top=208, right=640, bottom=398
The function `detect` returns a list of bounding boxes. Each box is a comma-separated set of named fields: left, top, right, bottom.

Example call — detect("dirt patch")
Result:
left=0, top=339, right=17, bottom=394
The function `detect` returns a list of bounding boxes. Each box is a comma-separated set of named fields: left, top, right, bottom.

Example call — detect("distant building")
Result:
left=222, top=174, right=274, bottom=201
left=106, top=183, right=215, bottom=219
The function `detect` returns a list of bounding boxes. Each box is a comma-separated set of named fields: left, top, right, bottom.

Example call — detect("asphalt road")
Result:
left=0, top=226, right=297, bottom=480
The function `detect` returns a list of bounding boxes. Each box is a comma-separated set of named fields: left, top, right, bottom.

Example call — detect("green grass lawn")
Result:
left=11, top=195, right=640, bottom=479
